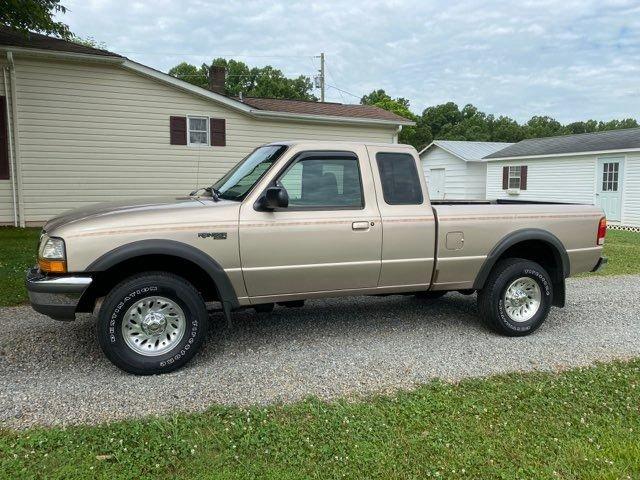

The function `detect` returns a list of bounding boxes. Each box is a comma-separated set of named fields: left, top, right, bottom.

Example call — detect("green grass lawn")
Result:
left=1, top=359, right=638, bottom=479
left=0, top=227, right=40, bottom=307
left=0, top=227, right=638, bottom=307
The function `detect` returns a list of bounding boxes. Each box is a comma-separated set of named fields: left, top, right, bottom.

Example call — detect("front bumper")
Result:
left=591, top=256, right=608, bottom=273
left=25, top=267, right=93, bottom=320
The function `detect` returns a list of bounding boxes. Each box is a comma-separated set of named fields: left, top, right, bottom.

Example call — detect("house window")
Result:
left=188, top=116, right=209, bottom=146
left=508, top=166, right=521, bottom=189
left=602, top=162, right=619, bottom=191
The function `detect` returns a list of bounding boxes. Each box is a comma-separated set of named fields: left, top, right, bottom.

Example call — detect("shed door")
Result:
left=429, top=168, right=446, bottom=200
left=596, top=158, right=623, bottom=222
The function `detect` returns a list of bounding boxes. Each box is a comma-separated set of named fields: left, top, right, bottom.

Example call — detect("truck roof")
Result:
left=264, top=140, right=417, bottom=150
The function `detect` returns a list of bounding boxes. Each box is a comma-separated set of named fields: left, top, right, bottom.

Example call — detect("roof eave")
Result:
left=250, top=109, right=413, bottom=127
left=485, top=147, right=640, bottom=161
left=0, top=45, right=123, bottom=63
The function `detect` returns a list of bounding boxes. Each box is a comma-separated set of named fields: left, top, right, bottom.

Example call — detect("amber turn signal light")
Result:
left=38, top=258, right=67, bottom=273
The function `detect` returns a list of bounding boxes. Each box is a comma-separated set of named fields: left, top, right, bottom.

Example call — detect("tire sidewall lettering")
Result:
left=497, top=267, right=550, bottom=332
left=106, top=283, right=198, bottom=368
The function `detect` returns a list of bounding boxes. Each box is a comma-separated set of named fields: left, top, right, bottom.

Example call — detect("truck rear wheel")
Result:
left=97, top=272, right=208, bottom=375
left=477, top=258, right=552, bottom=336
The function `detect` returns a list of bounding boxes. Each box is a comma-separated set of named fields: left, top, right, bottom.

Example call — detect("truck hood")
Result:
left=44, top=196, right=217, bottom=232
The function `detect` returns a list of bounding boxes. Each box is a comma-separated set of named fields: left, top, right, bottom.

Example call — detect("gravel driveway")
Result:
left=1, top=274, right=639, bottom=429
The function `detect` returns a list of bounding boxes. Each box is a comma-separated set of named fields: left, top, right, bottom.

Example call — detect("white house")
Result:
left=484, top=128, right=640, bottom=227
left=0, top=27, right=411, bottom=226
left=419, top=140, right=513, bottom=199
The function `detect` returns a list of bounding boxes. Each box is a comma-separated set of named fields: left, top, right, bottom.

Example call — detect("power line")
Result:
left=326, top=84, right=361, bottom=100
left=119, top=51, right=317, bottom=58
left=325, top=67, right=345, bottom=103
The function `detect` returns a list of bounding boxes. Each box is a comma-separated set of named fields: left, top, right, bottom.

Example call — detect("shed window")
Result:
left=602, top=162, right=619, bottom=191
left=508, top=166, right=521, bottom=189
left=188, top=116, right=209, bottom=146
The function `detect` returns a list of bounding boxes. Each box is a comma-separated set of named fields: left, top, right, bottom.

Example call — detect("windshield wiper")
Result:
left=189, top=186, right=221, bottom=202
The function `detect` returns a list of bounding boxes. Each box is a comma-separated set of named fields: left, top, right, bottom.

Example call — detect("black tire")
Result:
left=253, top=303, right=275, bottom=313
left=477, top=258, right=553, bottom=336
left=97, top=272, right=208, bottom=375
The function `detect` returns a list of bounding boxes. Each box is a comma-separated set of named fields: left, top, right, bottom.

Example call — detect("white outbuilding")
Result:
left=484, top=128, right=640, bottom=228
left=419, top=140, right=513, bottom=200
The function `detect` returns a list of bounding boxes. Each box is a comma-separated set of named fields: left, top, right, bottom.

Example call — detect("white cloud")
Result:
left=60, top=0, right=640, bottom=122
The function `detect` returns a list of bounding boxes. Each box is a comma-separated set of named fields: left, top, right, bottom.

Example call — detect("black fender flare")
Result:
left=86, top=239, right=240, bottom=309
left=472, top=228, right=570, bottom=291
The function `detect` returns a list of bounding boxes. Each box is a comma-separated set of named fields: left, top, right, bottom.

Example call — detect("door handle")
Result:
left=352, top=221, right=370, bottom=230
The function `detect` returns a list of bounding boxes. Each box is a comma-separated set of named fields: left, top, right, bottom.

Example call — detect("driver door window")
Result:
left=279, top=156, right=363, bottom=209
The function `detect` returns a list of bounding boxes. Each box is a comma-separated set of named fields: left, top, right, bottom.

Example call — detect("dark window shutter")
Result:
left=210, top=118, right=226, bottom=146
left=502, top=166, right=508, bottom=189
left=169, top=116, right=187, bottom=145
left=0, top=96, right=9, bottom=180
left=520, top=165, right=527, bottom=190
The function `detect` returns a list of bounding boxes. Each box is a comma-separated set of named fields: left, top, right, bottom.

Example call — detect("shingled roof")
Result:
left=240, top=96, right=412, bottom=124
left=485, top=127, right=640, bottom=159
left=0, top=26, right=121, bottom=57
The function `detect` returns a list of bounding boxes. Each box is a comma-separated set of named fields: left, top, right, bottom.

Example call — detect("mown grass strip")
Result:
left=1, top=359, right=638, bottom=479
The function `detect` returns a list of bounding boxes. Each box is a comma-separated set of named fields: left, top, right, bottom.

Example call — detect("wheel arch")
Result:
left=77, top=239, right=239, bottom=312
left=473, top=229, right=570, bottom=307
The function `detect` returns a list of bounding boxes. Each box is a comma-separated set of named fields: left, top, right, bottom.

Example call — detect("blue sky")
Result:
left=59, top=0, right=640, bottom=122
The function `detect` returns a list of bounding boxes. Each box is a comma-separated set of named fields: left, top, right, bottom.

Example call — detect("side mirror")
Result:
left=263, top=186, right=289, bottom=210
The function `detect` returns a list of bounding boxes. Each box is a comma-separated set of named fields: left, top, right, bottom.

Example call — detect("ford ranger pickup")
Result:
left=26, top=141, right=607, bottom=374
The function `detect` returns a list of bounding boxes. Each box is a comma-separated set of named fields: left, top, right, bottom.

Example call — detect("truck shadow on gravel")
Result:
left=200, top=293, right=485, bottom=355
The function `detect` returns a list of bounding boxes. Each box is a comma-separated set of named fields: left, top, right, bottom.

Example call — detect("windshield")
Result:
left=212, top=145, right=287, bottom=201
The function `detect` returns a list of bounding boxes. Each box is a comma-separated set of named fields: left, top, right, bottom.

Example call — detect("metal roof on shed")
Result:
left=421, top=140, right=514, bottom=161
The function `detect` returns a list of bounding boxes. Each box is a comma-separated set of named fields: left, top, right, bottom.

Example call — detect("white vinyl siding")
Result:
left=0, top=63, right=16, bottom=224
left=421, top=146, right=486, bottom=200
left=5, top=57, right=395, bottom=223
left=465, top=161, right=487, bottom=199
left=622, top=152, right=640, bottom=226
left=486, top=156, right=597, bottom=204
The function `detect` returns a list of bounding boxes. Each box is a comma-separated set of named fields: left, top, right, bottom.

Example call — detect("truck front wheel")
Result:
left=97, top=272, right=208, bottom=375
left=477, top=258, right=553, bottom=336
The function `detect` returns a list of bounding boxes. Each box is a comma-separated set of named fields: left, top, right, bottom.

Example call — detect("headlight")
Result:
left=38, top=235, right=67, bottom=273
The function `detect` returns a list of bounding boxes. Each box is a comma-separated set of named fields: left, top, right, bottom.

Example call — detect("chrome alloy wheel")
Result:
left=122, top=296, right=186, bottom=356
left=503, top=277, right=541, bottom=323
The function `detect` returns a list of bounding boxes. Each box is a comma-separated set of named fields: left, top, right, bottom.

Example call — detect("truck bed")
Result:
left=430, top=199, right=579, bottom=205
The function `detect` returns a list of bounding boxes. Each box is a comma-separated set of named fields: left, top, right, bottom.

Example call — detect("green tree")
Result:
left=0, top=0, right=71, bottom=38
left=169, top=58, right=317, bottom=101
left=420, top=102, right=464, bottom=139
left=168, top=62, right=208, bottom=89
left=598, top=118, right=639, bottom=131
left=523, top=116, right=567, bottom=138
left=361, top=89, right=431, bottom=149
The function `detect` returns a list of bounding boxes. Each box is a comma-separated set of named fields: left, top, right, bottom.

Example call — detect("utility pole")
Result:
left=315, top=52, right=325, bottom=102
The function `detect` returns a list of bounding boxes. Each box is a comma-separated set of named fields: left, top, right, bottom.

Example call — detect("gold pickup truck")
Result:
left=26, top=141, right=607, bottom=375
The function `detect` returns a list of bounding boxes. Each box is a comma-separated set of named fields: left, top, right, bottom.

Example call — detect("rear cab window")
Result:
left=375, top=152, right=423, bottom=205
